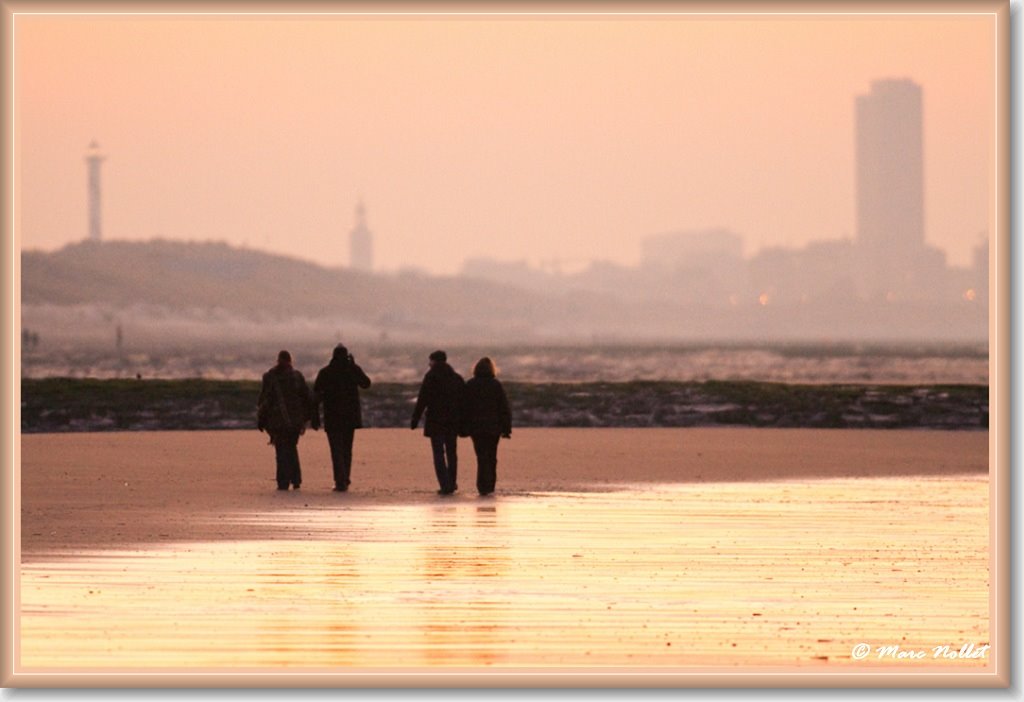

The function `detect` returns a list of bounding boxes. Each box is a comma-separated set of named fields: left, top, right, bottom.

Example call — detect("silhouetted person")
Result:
left=463, top=357, right=512, bottom=496
left=313, top=344, right=372, bottom=492
left=258, top=350, right=317, bottom=490
left=411, top=350, right=465, bottom=495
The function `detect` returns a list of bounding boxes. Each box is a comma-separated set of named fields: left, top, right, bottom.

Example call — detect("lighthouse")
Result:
left=85, top=140, right=105, bottom=242
left=350, top=199, right=373, bottom=271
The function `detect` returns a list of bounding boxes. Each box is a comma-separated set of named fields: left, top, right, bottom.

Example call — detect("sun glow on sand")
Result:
left=19, top=429, right=989, bottom=671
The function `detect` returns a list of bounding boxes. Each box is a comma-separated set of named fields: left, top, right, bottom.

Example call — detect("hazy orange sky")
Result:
left=15, top=12, right=996, bottom=274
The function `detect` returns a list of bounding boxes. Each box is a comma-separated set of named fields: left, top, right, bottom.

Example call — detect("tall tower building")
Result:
left=85, top=140, right=105, bottom=242
left=854, top=79, right=924, bottom=299
left=350, top=199, right=373, bottom=271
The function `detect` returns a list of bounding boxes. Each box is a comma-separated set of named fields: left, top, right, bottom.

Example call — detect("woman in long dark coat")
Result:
left=462, top=357, right=512, bottom=496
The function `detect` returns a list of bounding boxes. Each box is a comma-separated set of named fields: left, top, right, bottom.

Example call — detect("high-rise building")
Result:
left=85, top=140, right=105, bottom=242
left=350, top=199, right=373, bottom=271
left=854, top=79, right=924, bottom=299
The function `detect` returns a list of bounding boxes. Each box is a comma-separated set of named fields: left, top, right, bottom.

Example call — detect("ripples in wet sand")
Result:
left=20, top=476, right=989, bottom=673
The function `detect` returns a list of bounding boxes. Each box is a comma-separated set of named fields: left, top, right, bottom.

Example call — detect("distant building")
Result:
left=84, top=140, right=105, bottom=242
left=972, top=234, right=988, bottom=279
left=641, top=228, right=744, bottom=273
left=640, top=228, right=746, bottom=305
left=350, top=199, right=373, bottom=271
left=854, top=79, right=925, bottom=299
left=970, top=233, right=989, bottom=306
left=749, top=240, right=859, bottom=306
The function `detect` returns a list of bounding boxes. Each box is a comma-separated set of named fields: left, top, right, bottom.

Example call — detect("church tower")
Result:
left=350, top=199, right=373, bottom=271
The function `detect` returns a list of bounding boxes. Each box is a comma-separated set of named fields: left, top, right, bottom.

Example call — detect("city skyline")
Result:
left=16, top=14, right=995, bottom=275
left=465, top=76, right=985, bottom=314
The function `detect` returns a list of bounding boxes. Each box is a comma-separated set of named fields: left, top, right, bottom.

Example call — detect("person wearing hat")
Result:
left=257, top=349, right=317, bottom=491
left=313, top=344, right=372, bottom=492
left=411, top=350, right=466, bottom=495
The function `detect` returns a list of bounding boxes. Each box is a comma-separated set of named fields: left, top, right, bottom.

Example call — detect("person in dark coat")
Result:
left=463, top=357, right=512, bottom=496
left=313, top=344, right=372, bottom=492
left=258, top=350, right=317, bottom=491
left=411, top=350, right=466, bottom=495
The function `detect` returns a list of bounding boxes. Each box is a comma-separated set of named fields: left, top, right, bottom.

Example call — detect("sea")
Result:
left=21, top=341, right=989, bottom=385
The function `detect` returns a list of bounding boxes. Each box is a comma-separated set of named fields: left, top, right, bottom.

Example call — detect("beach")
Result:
left=18, top=428, right=990, bottom=673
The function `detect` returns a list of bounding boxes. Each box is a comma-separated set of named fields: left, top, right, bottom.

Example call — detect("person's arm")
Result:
left=310, top=370, right=325, bottom=430
left=353, top=361, right=371, bottom=390
left=411, top=377, right=429, bottom=429
left=297, top=371, right=318, bottom=430
left=458, top=380, right=472, bottom=438
left=312, top=369, right=324, bottom=403
left=257, top=377, right=269, bottom=411
left=257, top=376, right=270, bottom=431
left=498, top=381, right=512, bottom=437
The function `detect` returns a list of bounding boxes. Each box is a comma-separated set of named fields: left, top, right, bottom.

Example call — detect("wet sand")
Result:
left=18, top=428, right=990, bottom=673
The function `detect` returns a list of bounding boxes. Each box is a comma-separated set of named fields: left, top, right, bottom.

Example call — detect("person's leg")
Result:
left=287, top=437, right=302, bottom=488
left=327, top=431, right=345, bottom=488
left=430, top=436, right=449, bottom=493
left=445, top=435, right=458, bottom=493
left=478, top=435, right=499, bottom=495
left=274, top=440, right=290, bottom=490
left=340, top=426, right=355, bottom=488
left=275, top=434, right=300, bottom=489
left=488, top=435, right=500, bottom=494
left=472, top=435, right=486, bottom=495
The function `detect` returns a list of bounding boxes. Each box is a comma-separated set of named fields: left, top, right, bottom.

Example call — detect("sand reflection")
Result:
left=19, top=477, right=989, bottom=671
left=415, top=504, right=510, bottom=666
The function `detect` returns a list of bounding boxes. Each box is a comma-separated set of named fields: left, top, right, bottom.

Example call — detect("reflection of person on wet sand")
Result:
left=463, top=357, right=512, bottom=496
left=257, top=350, right=317, bottom=491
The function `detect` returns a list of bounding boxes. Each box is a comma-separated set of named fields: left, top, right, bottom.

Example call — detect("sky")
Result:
left=15, top=12, right=996, bottom=275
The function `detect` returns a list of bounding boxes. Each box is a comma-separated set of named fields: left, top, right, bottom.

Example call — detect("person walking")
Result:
left=463, top=357, right=512, bottom=496
left=313, top=344, right=372, bottom=492
left=411, top=350, right=465, bottom=495
left=258, top=350, right=317, bottom=491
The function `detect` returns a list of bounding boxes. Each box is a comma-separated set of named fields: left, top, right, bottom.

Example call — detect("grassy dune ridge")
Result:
left=21, top=378, right=988, bottom=433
